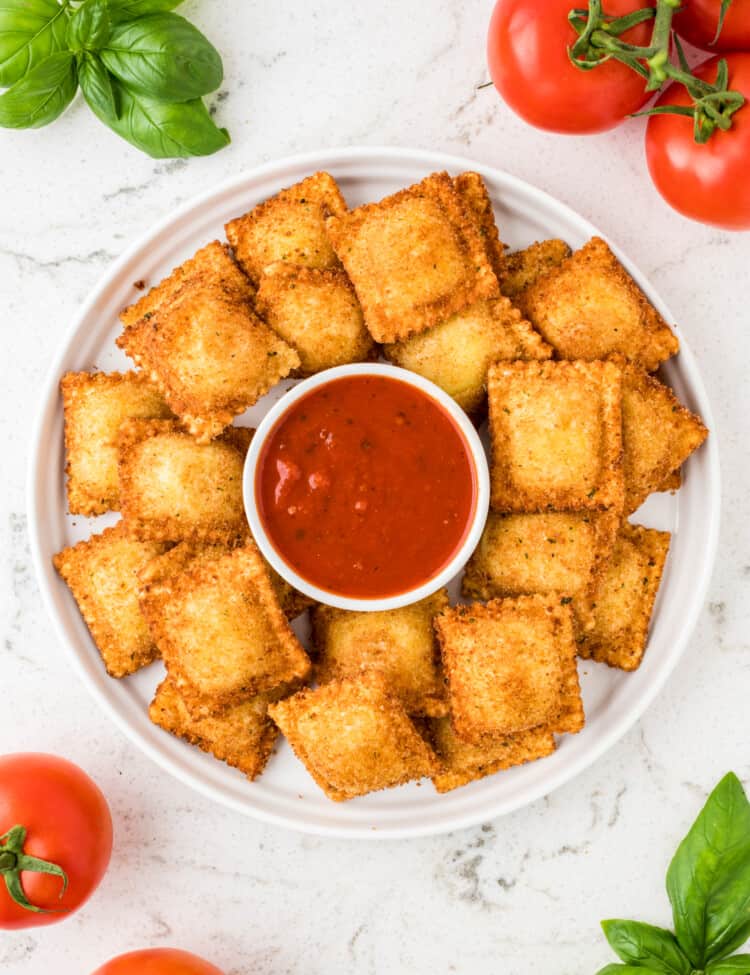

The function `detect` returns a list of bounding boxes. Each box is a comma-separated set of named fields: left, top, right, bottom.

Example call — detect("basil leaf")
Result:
left=0, top=0, right=69, bottom=87
left=707, top=957, right=750, bottom=975
left=0, top=50, right=77, bottom=128
left=100, top=13, right=222, bottom=102
left=595, top=966, right=668, bottom=975
left=108, top=0, right=183, bottom=19
left=67, top=0, right=110, bottom=52
left=601, top=920, right=691, bottom=974
left=78, top=51, right=116, bottom=119
left=86, top=75, right=228, bottom=157
left=667, top=773, right=750, bottom=967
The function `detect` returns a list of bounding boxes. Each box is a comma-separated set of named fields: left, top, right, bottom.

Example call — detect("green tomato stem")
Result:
left=0, top=825, right=69, bottom=914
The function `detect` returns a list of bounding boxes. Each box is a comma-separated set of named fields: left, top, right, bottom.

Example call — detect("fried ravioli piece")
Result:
left=326, top=171, right=499, bottom=343
left=552, top=605, right=585, bottom=734
left=660, top=469, right=682, bottom=492
left=435, top=596, right=575, bottom=741
left=429, top=718, right=556, bottom=793
left=61, top=370, right=172, bottom=516
left=488, top=360, right=624, bottom=512
left=149, top=677, right=278, bottom=780
left=621, top=363, right=708, bottom=513
left=453, top=171, right=505, bottom=278
left=53, top=522, right=169, bottom=678
left=120, top=241, right=254, bottom=329
left=577, top=523, right=670, bottom=671
left=225, top=171, right=348, bottom=285
left=268, top=675, right=440, bottom=801
left=517, top=237, right=679, bottom=369
left=143, top=542, right=311, bottom=716
left=500, top=239, right=572, bottom=301
left=311, top=591, right=449, bottom=717
left=255, top=263, right=375, bottom=375
left=118, top=419, right=252, bottom=544
left=384, top=296, right=551, bottom=415
left=118, top=278, right=299, bottom=442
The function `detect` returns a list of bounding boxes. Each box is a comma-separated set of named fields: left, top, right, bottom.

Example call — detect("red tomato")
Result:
left=645, top=53, right=750, bottom=229
left=0, top=754, right=112, bottom=929
left=674, top=0, right=750, bottom=52
left=91, top=948, right=225, bottom=975
left=487, top=0, right=653, bottom=133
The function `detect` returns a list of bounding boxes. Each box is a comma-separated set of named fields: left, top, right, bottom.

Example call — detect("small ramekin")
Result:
left=243, top=362, right=490, bottom=612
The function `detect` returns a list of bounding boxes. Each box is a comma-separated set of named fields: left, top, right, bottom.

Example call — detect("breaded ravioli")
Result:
left=53, top=522, right=169, bottom=678
left=620, top=362, right=708, bottom=513
left=255, top=263, right=375, bottom=375
left=311, top=591, right=449, bottom=717
left=500, top=239, right=572, bottom=302
left=149, top=677, right=279, bottom=780
left=384, top=296, right=551, bottom=415
left=517, top=237, right=679, bottom=369
left=118, top=419, right=252, bottom=544
left=268, top=675, right=440, bottom=801
left=225, top=171, right=348, bottom=285
left=577, top=523, right=670, bottom=671
left=429, top=718, right=556, bottom=793
left=488, top=360, right=624, bottom=512
left=118, top=277, right=299, bottom=442
left=453, top=171, right=505, bottom=278
left=61, top=370, right=172, bottom=516
left=326, top=171, right=499, bottom=343
left=141, top=542, right=311, bottom=716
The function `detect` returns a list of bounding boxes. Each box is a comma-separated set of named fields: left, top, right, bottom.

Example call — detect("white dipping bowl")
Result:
left=243, top=362, right=490, bottom=612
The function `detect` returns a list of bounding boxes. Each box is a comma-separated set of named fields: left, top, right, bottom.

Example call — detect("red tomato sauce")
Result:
left=255, top=374, right=477, bottom=599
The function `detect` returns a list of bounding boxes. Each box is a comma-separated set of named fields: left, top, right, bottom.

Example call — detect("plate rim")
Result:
left=26, top=145, right=722, bottom=839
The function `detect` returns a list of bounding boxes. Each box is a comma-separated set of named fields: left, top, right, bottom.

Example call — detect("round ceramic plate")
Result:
left=28, top=147, right=720, bottom=839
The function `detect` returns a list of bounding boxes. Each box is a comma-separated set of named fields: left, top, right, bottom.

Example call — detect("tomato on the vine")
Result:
left=0, top=753, right=112, bottom=929
left=674, top=0, right=750, bottom=52
left=91, top=948, right=225, bottom=975
left=646, top=53, right=750, bottom=229
left=486, top=0, right=654, bottom=133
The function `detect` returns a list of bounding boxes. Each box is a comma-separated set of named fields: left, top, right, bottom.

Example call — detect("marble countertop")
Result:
left=1, top=1, right=749, bottom=972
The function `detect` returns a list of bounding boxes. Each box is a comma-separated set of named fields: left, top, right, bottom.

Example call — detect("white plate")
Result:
left=27, top=147, right=720, bottom=839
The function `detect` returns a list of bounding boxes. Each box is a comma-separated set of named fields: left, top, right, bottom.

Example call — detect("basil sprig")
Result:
left=0, top=0, right=229, bottom=157
left=597, top=774, right=750, bottom=975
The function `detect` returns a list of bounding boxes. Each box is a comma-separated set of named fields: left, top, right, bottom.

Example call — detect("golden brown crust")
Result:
left=53, top=522, right=169, bottom=678
left=453, top=171, right=506, bottom=279
left=326, top=171, right=499, bottom=343
left=118, top=419, right=252, bottom=544
left=225, top=172, right=347, bottom=285
left=550, top=606, right=585, bottom=734
left=268, top=674, right=441, bottom=801
left=488, top=359, right=624, bottom=513
left=255, top=263, right=375, bottom=376
left=311, top=590, right=449, bottom=717
left=517, top=237, right=679, bottom=370
left=500, top=239, right=571, bottom=301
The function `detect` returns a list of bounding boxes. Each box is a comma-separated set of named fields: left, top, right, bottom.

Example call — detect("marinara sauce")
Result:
left=255, top=374, right=477, bottom=599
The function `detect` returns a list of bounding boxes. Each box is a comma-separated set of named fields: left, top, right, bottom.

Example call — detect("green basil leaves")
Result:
left=0, top=0, right=229, bottom=157
left=596, top=773, right=750, bottom=974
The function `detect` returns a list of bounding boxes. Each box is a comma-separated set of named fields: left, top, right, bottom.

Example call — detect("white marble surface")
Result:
left=1, top=1, right=749, bottom=972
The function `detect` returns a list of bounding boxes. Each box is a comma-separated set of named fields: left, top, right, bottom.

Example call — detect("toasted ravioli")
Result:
left=118, top=279, right=299, bottom=442
left=118, top=419, right=251, bottom=543
left=149, top=677, right=278, bottom=780
left=577, top=523, right=670, bottom=671
left=435, top=596, right=571, bottom=741
left=488, top=360, right=624, bottom=512
left=120, top=241, right=253, bottom=329
left=61, top=370, right=172, bottom=516
left=225, top=171, right=347, bottom=285
left=142, top=542, right=311, bottom=716
left=518, top=237, right=679, bottom=369
left=53, top=522, right=169, bottom=678
left=429, top=718, right=555, bottom=793
left=311, top=591, right=449, bottom=717
left=621, top=363, right=708, bottom=513
left=500, top=239, right=572, bottom=301
left=268, top=675, right=440, bottom=801
left=384, top=296, right=551, bottom=415
left=453, top=171, right=505, bottom=278
left=326, top=171, right=499, bottom=343
left=255, top=263, right=375, bottom=375
left=552, top=606, right=585, bottom=734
